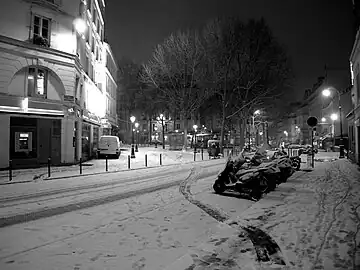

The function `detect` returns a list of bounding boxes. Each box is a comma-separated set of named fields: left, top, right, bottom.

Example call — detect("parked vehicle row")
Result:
left=213, top=149, right=301, bottom=201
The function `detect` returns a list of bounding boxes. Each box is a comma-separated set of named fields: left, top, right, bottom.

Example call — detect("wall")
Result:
left=0, top=115, right=10, bottom=168
left=61, top=117, right=75, bottom=163
left=0, top=0, right=81, bottom=55
left=0, top=45, right=77, bottom=97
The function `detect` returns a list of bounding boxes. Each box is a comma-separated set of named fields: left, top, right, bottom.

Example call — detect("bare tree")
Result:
left=140, top=30, right=212, bottom=147
left=203, top=17, right=292, bottom=150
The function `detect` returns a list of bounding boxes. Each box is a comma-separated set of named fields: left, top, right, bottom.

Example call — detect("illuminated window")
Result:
left=27, top=67, right=47, bottom=97
left=33, top=15, right=50, bottom=46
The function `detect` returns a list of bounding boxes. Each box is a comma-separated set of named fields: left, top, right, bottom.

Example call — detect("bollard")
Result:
left=128, top=155, right=131, bottom=169
left=201, top=148, right=204, bottom=160
left=145, top=154, right=148, bottom=167
left=79, top=157, right=83, bottom=175
left=105, top=155, right=108, bottom=172
left=9, top=160, right=12, bottom=181
left=47, top=158, right=51, bottom=178
left=160, top=154, right=162, bottom=165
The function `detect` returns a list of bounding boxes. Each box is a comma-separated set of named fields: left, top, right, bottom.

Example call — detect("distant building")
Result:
left=0, top=0, right=116, bottom=168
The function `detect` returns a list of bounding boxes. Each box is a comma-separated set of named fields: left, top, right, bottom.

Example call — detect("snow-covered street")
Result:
left=0, top=158, right=242, bottom=270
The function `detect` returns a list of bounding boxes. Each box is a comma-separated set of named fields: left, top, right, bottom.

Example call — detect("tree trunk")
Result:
left=220, top=111, right=226, bottom=154
left=238, top=118, right=246, bottom=150
left=183, top=117, right=188, bottom=148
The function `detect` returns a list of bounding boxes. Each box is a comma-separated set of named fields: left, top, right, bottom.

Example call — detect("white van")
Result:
left=98, top=136, right=121, bottom=158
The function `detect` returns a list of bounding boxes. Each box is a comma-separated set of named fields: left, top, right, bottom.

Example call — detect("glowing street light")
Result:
left=322, top=88, right=331, bottom=97
left=73, top=18, right=87, bottom=35
left=254, top=110, right=260, bottom=115
left=321, top=87, right=344, bottom=158
left=321, top=117, right=326, bottom=122
left=330, top=113, right=338, bottom=121
left=130, top=116, right=136, bottom=158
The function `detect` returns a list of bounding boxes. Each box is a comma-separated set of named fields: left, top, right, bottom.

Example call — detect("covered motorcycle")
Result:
left=213, top=157, right=270, bottom=200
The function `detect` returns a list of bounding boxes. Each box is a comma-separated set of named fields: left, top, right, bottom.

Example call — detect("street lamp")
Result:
left=322, top=88, right=344, bottom=158
left=130, top=116, right=136, bottom=158
left=193, top=125, right=198, bottom=151
left=321, top=117, right=326, bottom=123
left=156, top=113, right=171, bottom=149
left=154, top=126, right=158, bottom=148
left=134, top=122, right=139, bottom=152
left=251, top=110, right=261, bottom=149
left=73, top=18, right=87, bottom=35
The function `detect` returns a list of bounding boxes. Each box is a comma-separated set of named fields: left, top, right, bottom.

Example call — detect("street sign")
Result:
left=307, top=116, right=318, bottom=127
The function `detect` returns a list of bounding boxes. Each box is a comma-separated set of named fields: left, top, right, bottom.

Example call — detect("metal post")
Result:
left=9, top=160, right=12, bottom=181
left=201, top=147, right=204, bottom=160
left=105, top=155, right=108, bottom=172
left=131, top=126, right=135, bottom=158
left=145, top=154, right=147, bottom=167
left=311, top=128, right=315, bottom=168
left=162, top=119, right=165, bottom=150
left=160, top=154, right=162, bottom=165
left=79, top=157, right=82, bottom=175
left=47, top=158, right=51, bottom=178
left=128, top=155, right=131, bottom=169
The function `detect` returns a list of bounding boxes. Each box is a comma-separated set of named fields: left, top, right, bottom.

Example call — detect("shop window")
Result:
left=27, top=67, right=47, bottom=97
left=15, top=132, right=33, bottom=152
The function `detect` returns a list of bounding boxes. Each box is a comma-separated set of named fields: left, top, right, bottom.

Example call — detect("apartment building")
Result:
left=0, top=0, right=116, bottom=168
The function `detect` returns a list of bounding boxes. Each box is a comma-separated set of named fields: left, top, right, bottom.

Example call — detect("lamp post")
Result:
left=193, top=124, right=198, bottom=152
left=250, top=110, right=260, bottom=149
left=130, top=116, right=136, bottom=158
left=154, top=126, right=158, bottom=148
left=156, top=113, right=171, bottom=149
left=322, top=88, right=345, bottom=158
left=134, top=122, right=139, bottom=152
left=330, top=113, right=338, bottom=151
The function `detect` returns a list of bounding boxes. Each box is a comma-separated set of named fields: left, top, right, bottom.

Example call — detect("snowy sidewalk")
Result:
left=0, top=147, right=218, bottom=185
left=232, top=159, right=360, bottom=269
left=165, top=158, right=360, bottom=270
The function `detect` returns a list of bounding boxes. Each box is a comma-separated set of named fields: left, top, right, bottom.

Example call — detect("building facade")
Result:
left=0, top=0, right=116, bottom=168
left=348, top=29, right=360, bottom=163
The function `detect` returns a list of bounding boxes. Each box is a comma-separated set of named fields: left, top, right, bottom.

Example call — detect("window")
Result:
left=176, top=123, right=181, bottom=130
left=97, top=20, right=100, bottom=34
left=27, top=67, right=47, bottom=97
left=33, top=15, right=50, bottom=46
left=86, top=25, right=90, bottom=43
left=87, top=0, right=92, bottom=11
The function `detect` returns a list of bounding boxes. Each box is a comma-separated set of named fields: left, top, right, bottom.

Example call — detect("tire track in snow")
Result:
left=179, top=165, right=287, bottom=267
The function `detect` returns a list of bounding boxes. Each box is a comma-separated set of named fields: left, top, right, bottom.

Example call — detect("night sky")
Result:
left=105, top=0, right=354, bottom=100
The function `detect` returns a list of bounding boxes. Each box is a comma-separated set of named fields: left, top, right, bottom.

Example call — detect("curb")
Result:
left=0, top=158, right=227, bottom=185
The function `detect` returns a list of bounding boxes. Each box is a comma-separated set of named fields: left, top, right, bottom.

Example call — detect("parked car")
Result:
left=97, top=135, right=121, bottom=158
